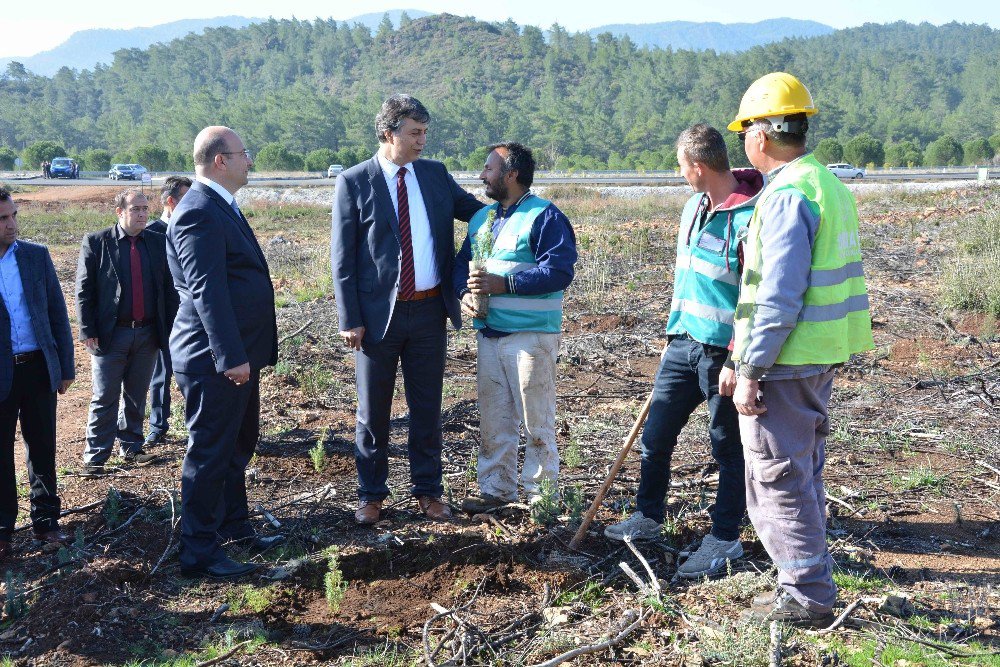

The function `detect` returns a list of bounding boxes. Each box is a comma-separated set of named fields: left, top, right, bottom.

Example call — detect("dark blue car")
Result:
left=50, top=157, right=77, bottom=179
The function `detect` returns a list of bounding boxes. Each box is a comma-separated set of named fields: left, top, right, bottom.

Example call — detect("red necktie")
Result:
left=396, top=167, right=416, bottom=299
left=128, top=235, right=145, bottom=321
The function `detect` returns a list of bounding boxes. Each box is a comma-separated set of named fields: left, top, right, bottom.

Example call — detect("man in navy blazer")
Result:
left=168, top=126, right=280, bottom=579
left=0, top=187, right=75, bottom=560
left=331, top=94, right=484, bottom=525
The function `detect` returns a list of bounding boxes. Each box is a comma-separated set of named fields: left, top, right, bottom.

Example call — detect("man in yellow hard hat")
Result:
left=728, top=72, right=874, bottom=627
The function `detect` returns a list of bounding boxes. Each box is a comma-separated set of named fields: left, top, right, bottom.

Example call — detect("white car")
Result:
left=827, top=163, right=866, bottom=179
left=327, top=164, right=343, bottom=178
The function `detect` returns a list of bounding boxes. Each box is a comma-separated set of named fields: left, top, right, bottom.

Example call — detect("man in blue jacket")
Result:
left=604, top=125, right=762, bottom=579
left=455, top=142, right=577, bottom=512
left=0, top=187, right=75, bottom=559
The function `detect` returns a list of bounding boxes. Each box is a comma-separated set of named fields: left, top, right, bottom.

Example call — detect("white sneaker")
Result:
left=677, top=534, right=744, bottom=578
left=603, top=512, right=663, bottom=542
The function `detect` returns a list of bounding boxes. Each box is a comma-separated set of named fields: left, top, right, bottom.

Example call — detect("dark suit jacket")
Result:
left=166, top=181, right=277, bottom=375
left=146, top=218, right=167, bottom=234
left=330, top=156, right=483, bottom=344
left=0, top=241, right=75, bottom=402
left=75, top=226, right=177, bottom=353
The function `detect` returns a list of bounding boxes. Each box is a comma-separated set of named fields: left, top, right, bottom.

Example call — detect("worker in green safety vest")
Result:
left=728, top=72, right=875, bottom=627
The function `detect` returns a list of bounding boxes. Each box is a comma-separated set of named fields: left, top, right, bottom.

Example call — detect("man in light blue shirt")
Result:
left=0, top=187, right=76, bottom=562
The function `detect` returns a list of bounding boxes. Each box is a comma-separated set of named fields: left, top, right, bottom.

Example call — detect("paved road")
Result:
left=9, top=170, right=1000, bottom=188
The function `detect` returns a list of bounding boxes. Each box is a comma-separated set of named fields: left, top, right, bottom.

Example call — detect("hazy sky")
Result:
left=3, top=0, right=996, bottom=58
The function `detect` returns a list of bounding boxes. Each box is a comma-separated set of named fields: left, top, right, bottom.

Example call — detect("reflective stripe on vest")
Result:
left=468, top=196, right=563, bottom=333
left=733, top=154, right=874, bottom=366
left=665, top=192, right=752, bottom=348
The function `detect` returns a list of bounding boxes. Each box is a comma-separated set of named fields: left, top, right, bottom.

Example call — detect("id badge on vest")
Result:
left=696, top=231, right=726, bottom=254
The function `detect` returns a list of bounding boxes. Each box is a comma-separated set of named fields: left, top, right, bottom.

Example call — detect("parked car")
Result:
left=327, top=164, right=344, bottom=178
left=826, top=163, right=866, bottom=179
left=50, top=157, right=77, bottom=179
left=108, top=164, right=149, bottom=180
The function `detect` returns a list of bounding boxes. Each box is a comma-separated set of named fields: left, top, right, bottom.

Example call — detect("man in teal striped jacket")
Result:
left=605, top=124, right=763, bottom=580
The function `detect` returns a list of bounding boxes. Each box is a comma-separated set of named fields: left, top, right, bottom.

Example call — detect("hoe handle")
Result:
left=568, top=391, right=654, bottom=550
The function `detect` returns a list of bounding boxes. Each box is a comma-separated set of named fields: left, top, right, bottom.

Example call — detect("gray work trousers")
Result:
left=476, top=331, right=560, bottom=502
left=83, top=326, right=158, bottom=464
left=739, top=369, right=837, bottom=613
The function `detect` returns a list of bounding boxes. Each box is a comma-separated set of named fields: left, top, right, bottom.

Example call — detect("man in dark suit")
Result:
left=168, top=126, right=281, bottom=579
left=331, top=94, right=484, bottom=525
left=77, top=189, right=176, bottom=475
left=0, top=187, right=75, bottom=559
left=143, top=176, right=191, bottom=448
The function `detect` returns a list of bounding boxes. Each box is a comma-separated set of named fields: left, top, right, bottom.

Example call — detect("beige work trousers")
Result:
left=475, top=331, right=560, bottom=502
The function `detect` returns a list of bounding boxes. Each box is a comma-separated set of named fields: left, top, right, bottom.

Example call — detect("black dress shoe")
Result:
left=248, top=534, right=286, bottom=552
left=180, top=557, right=258, bottom=579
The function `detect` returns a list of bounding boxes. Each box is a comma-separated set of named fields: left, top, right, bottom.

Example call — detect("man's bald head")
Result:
left=192, top=125, right=253, bottom=194
left=194, top=126, right=237, bottom=167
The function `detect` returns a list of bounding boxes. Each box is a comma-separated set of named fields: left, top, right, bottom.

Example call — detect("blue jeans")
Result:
left=147, top=348, right=172, bottom=436
left=636, top=335, right=746, bottom=541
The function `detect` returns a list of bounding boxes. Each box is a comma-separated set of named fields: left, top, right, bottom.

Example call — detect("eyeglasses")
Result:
left=221, top=149, right=252, bottom=159
left=738, top=127, right=764, bottom=142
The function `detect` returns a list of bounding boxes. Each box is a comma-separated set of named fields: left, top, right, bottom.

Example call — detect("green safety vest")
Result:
left=468, top=196, right=563, bottom=333
left=733, top=154, right=874, bottom=365
left=666, top=191, right=755, bottom=348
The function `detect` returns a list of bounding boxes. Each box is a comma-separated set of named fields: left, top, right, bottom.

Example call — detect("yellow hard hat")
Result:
left=728, top=72, right=818, bottom=132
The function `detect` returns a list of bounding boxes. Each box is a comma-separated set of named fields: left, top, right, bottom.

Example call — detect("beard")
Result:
left=485, top=180, right=508, bottom=202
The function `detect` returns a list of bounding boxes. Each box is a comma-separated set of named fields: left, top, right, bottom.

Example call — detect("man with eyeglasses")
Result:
left=168, top=126, right=281, bottom=578
left=727, top=72, right=874, bottom=626
left=77, top=189, right=177, bottom=476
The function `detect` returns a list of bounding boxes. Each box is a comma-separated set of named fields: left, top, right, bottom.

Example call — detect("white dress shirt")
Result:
left=195, top=175, right=239, bottom=210
left=377, top=153, right=439, bottom=291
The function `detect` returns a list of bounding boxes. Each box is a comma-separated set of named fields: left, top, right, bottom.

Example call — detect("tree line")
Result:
left=1, top=14, right=999, bottom=172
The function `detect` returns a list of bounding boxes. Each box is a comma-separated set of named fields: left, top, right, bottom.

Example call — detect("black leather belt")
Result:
left=13, top=350, right=41, bottom=365
left=116, top=318, right=155, bottom=328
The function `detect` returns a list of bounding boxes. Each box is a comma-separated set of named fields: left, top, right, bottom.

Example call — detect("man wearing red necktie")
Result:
left=76, top=189, right=177, bottom=476
left=331, top=95, right=484, bottom=525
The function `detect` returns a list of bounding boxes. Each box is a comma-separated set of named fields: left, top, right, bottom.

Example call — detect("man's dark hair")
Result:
left=489, top=142, right=535, bottom=188
left=114, top=188, right=146, bottom=210
left=375, top=94, right=430, bottom=143
left=676, top=124, right=730, bottom=173
left=749, top=113, right=809, bottom=149
left=160, top=175, right=193, bottom=205
left=0, top=186, right=10, bottom=203
left=193, top=135, right=230, bottom=166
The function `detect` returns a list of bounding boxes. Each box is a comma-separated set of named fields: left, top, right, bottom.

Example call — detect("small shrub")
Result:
left=104, top=487, right=122, bottom=529
left=530, top=478, right=560, bottom=526
left=310, top=428, right=328, bottom=472
left=324, top=550, right=348, bottom=612
left=4, top=570, right=26, bottom=619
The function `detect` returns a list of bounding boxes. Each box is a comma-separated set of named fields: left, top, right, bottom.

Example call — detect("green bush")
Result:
left=844, top=133, right=884, bottom=168
left=255, top=143, right=304, bottom=171
left=133, top=145, right=170, bottom=171
left=80, top=148, right=112, bottom=171
left=304, top=148, right=338, bottom=172
left=0, top=147, right=18, bottom=170
left=813, top=137, right=844, bottom=165
left=883, top=140, right=923, bottom=167
left=962, top=137, right=993, bottom=165
left=924, top=134, right=963, bottom=166
left=23, top=141, right=67, bottom=168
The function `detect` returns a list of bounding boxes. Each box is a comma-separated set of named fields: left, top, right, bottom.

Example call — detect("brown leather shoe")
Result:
left=33, top=529, right=70, bottom=545
left=416, top=496, right=453, bottom=521
left=0, top=540, right=10, bottom=562
left=354, top=499, right=383, bottom=525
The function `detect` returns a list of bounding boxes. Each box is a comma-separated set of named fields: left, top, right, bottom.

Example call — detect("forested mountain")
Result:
left=586, top=18, right=833, bottom=51
left=1, top=15, right=998, bottom=171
